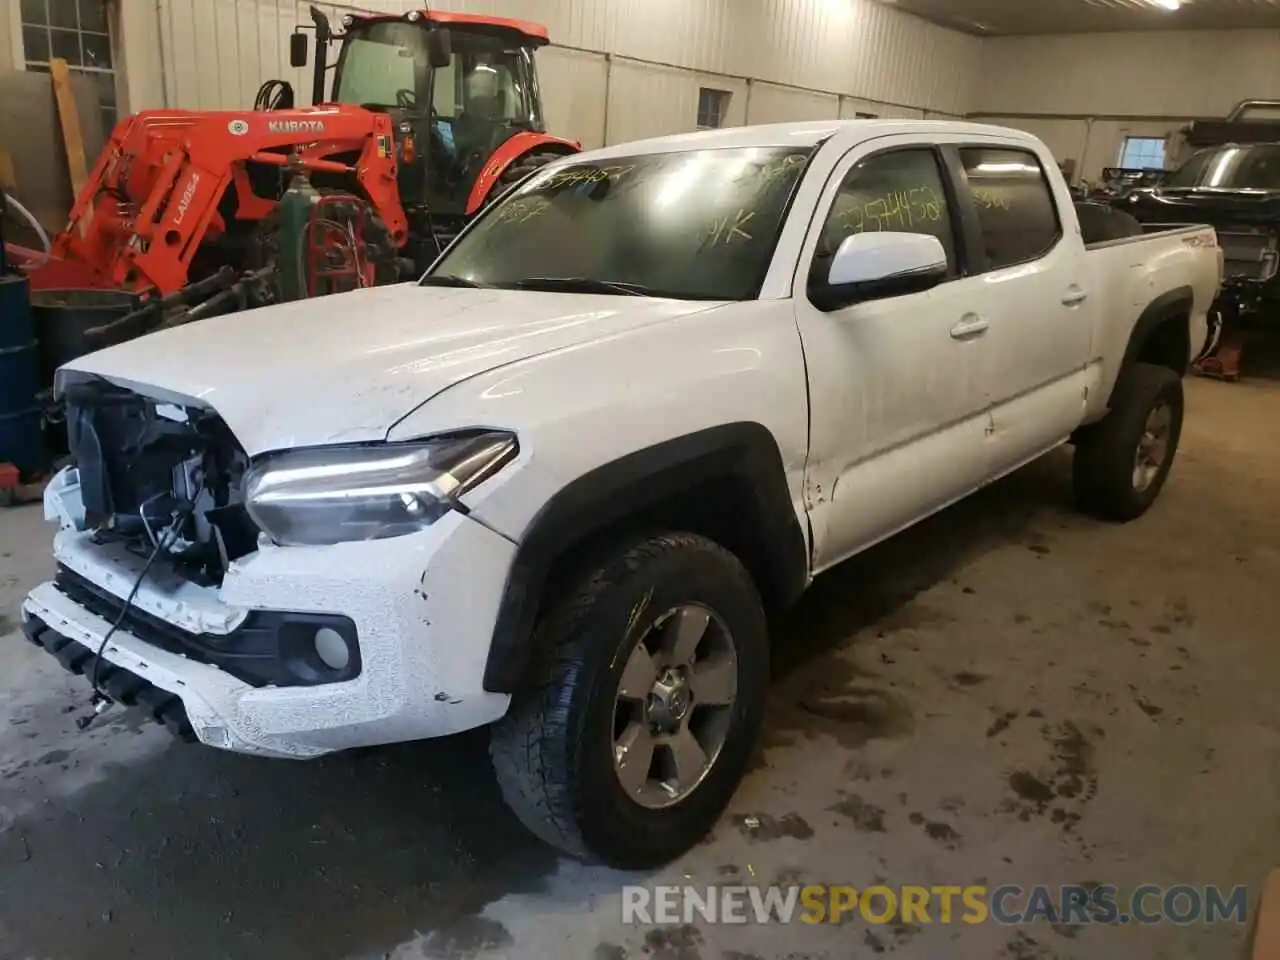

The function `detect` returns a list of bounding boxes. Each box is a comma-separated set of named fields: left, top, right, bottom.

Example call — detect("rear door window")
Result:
left=959, top=148, right=1061, bottom=269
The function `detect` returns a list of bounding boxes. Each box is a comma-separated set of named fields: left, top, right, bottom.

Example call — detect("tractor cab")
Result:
left=293, top=7, right=552, bottom=220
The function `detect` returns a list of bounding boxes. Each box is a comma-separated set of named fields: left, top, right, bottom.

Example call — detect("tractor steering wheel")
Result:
left=396, top=88, right=417, bottom=111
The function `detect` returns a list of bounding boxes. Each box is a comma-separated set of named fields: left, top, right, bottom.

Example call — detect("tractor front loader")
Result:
left=15, top=5, right=580, bottom=348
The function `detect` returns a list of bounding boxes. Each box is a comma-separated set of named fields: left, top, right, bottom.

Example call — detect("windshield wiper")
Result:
left=502, top=277, right=655, bottom=297
left=419, top=274, right=489, bottom=289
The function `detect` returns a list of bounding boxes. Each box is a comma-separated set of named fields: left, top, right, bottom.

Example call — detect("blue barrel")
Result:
left=0, top=274, right=48, bottom=476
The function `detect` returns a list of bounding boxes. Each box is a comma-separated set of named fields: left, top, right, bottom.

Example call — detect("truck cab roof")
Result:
left=568, top=119, right=1046, bottom=161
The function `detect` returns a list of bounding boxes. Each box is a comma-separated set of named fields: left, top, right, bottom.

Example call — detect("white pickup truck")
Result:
left=23, top=120, right=1221, bottom=868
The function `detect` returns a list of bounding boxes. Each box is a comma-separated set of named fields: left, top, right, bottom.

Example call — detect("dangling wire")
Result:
left=84, top=513, right=183, bottom=709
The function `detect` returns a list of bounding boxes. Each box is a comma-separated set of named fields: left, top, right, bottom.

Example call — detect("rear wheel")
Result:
left=491, top=148, right=571, bottom=202
left=489, top=532, right=769, bottom=868
left=1073, top=362, right=1184, bottom=522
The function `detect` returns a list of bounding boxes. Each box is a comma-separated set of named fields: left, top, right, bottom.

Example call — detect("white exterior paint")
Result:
left=28, top=120, right=1220, bottom=759
left=106, top=0, right=978, bottom=137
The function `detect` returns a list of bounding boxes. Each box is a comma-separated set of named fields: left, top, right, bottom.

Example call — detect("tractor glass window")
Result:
left=439, top=39, right=535, bottom=125
left=427, top=146, right=816, bottom=301
left=334, top=21, right=424, bottom=109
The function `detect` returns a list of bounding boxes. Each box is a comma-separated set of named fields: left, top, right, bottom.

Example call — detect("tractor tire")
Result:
left=489, top=532, right=769, bottom=869
left=1073, top=362, right=1184, bottom=522
left=492, top=148, right=568, bottom=201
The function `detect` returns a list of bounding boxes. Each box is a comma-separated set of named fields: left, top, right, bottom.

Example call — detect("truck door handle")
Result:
left=1062, top=287, right=1089, bottom=307
left=950, top=314, right=989, bottom=340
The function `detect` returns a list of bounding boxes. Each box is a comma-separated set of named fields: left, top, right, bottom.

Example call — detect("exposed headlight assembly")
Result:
left=244, top=432, right=517, bottom=546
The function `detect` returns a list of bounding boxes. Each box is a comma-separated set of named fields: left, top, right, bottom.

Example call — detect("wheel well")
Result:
left=1135, top=312, right=1191, bottom=376
left=1107, top=288, right=1195, bottom=411
left=481, top=424, right=809, bottom=694
left=541, top=474, right=798, bottom=614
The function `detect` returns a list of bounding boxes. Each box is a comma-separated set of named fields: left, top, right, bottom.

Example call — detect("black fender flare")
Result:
left=481, top=422, right=808, bottom=693
left=1112, top=285, right=1194, bottom=398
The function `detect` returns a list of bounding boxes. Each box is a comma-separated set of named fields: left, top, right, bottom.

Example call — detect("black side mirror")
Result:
left=427, top=29, right=452, bottom=69
left=289, top=32, right=309, bottom=68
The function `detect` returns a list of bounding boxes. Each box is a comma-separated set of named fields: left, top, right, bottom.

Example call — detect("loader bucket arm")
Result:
left=33, top=106, right=406, bottom=297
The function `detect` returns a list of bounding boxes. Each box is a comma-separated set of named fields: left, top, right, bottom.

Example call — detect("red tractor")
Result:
left=22, top=6, right=580, bottom=320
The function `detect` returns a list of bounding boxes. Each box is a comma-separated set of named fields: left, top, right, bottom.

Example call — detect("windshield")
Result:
left=333, top=22, right=424, bottom=108
left=1164, top=144, right=1280, bottom=190
left=334, top=21, right=535, bottom=123
left=425, top=146, right=815, bottom=300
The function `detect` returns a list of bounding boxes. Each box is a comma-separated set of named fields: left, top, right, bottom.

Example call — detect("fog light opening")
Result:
left=314, top=627, right=351, bottom=671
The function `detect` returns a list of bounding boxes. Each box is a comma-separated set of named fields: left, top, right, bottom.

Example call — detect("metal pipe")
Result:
left=1226, top=100, right=1280, bottom=122
left=248, top=152, right=352, bottom=175
left=550, top=41, right=936, bottom=120
left=601, top=53, right=612, bottom=146
left=3, top=193, right=52, bottom=270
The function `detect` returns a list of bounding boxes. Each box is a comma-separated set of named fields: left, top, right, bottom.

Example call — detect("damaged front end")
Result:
left=23, top=374, right=366, bottom=748
left=60, top=376, right=260, bottom=585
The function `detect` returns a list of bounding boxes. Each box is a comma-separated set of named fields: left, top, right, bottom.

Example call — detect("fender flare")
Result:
left=1112, top=285, right=1194, bottom=398
left=465, top=132, right=582, bottom=215
left=481, top=422, right=809, bottom=693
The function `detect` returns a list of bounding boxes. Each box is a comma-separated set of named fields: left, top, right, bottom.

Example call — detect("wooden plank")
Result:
left=49, top=59, right=88, bottom=199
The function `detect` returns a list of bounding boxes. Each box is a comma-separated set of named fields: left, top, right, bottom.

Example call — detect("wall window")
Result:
left=696, top=88, right=731, bottom=130
left=1119, top=137, right=1167, bottom=171
left=811, top=148, right=956, bottom=286
left=19, top=0, right=117, bottom=133
left=959, top=147, right=1061, bottom=270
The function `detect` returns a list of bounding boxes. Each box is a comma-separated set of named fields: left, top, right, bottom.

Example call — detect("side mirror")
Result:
left=427, top=29, right=453, bottom=69
left=289, top=32, right=309, bottom=68
left=811, top=232, right=948, bottom=312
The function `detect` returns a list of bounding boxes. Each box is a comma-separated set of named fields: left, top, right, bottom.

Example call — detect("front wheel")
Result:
left=489, top=532, right=769, bottom=868
left=1073, top=362, right=1185, bottom=522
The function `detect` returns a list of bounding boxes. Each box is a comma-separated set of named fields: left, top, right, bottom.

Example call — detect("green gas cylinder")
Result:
left=277, top=173, right=321, bottom=302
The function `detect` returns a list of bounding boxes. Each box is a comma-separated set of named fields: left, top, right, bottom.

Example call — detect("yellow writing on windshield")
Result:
left=491, top=196, right=551, bottom=226
left=700, top=208, right=757, bottom=249
left=537, top=164, right=637, bottom=191
left=750, top=152, right=808, bottom=190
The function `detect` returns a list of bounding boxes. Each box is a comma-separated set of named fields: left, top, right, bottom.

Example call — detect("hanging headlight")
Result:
left=341, top=14, right=355, bottom=28
left=244, top=432, right=518, bottom=546
left=406, top=10, right=423, bottom=21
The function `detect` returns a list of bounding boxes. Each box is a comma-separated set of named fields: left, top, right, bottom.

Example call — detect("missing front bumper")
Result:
left=21, top=613, right=196, bottom=742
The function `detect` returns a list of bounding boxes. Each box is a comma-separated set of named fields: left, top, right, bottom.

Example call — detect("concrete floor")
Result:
left=1, top=376, right=1278, bottom=960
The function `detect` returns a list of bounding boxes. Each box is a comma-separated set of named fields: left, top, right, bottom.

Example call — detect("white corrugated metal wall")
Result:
left=0, top=3, right=13, bottom=74
left=971, top=29, right=1280, bottom=183
left=118, top=0, right=981, bottom=147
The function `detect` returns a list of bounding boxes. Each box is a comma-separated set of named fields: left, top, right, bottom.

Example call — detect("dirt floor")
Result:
left=1, top=375, right=1278, bottom=960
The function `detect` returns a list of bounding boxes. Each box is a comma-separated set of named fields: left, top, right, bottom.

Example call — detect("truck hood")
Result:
left=61, top=283, right=724, bottom=455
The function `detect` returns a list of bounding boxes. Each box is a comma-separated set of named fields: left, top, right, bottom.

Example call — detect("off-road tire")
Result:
left=490, top=148, right=568, bottom=202
left=1073, top=361, right=1184, bottom=522
left=489, top=532, right=769, bottom=868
